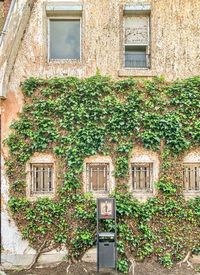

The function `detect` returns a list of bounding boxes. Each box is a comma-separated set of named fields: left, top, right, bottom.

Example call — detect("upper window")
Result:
left=183, top=163, right=200, bottom=192
left=86, top=163, right=110, bottom=193
left=131, top=162, right=153, bottom=192
left=49, top=19, right=80, bottom=60
left=124, top=14, right=150, bottom=68
left=30, top=163, right=54, bottom=195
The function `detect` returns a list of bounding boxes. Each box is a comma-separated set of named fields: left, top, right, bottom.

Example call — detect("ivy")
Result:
left=5, top=75, right=200, bottom=271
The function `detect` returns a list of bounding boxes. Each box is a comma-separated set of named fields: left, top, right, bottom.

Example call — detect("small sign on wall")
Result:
left=97, top=198, right=116, bottom=219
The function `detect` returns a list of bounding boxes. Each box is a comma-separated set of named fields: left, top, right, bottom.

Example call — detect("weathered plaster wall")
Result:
left=1, top=0, right=200, bottom=263
left=0, top=2, right=4, bottom=32
left=3, top=0, right=12, bottom=18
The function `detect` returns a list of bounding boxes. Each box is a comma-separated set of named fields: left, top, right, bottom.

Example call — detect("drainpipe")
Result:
left=0, top=0, right=16, bottom=47
left=0, top=113, right=1, bottom=263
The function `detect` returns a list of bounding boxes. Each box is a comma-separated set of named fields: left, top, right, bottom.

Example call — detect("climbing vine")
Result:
left=5, top=75, right=200, bottom=272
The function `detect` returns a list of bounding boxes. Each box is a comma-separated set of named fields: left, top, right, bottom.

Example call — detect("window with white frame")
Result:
left=86, top=163, right=110, bottom=193
left=124, top=14, right=150, bottom=68
left=183, top=163, right=200, bottom=192
left=30, top=163, right=54, bottom=195
left=131, top=162, right=153, bottom=191
left=49, top=18, right=80, bottom=60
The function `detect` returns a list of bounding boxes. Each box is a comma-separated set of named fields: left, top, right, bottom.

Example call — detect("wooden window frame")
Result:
left=183, top=163, right=200, bottom=192
left=30, top=163, right=54, bottom=195
left=86, top=163, right=110, bottom=193
left=131, top=162, right=153, bottom=192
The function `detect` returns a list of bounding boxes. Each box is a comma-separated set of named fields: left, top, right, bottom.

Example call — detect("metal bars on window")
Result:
left=31, top=164, right=53, bottom=194
left=131, top=163, right=153, bottom=191
left=183, top=163, right=200, bottom=192
left=86, top=163, right=109, bottom=193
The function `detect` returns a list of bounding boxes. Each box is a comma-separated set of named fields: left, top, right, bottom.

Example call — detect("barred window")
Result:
left=30, top=164, right=53, bottom=195
left=86, top=163, right=109, bottom=193
left=183, top=163, right=200, bottom=191
left=131, top=163, right=153, bottom=191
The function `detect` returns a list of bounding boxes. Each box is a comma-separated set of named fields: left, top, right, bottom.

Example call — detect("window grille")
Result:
left=125, top=45, right=150, bottom=68
left=131, top=163, right=153, bottom=191
left=30, top=164, right=53, bottom=194
left=183, top=163, right=200, bottom=191
left=86, top=163, right=109, bottom=193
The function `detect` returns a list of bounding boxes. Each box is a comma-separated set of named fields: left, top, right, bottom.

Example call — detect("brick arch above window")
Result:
left=183, top=150, right=200, bottom=163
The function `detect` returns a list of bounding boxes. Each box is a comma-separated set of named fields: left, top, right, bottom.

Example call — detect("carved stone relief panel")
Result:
left=125, top=15, right=149, bottom=45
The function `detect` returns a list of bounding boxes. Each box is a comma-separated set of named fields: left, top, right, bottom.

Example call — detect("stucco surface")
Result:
left=0, top=2, right=4, bottom=32
left=1, top=156, right=34, bottom=256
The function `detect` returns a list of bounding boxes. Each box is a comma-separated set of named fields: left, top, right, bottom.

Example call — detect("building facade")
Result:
left=0, top=0, right=200, bottom=268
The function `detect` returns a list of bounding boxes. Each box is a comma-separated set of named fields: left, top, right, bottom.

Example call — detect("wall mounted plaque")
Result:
left=97, top=198, right=116, bottom=219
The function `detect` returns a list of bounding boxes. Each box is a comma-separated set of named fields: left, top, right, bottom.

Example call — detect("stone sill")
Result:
left=132, top=192, right=154, bottom=202
left=27, top=193, right=55, bottom=201
left=48, top=59, right=82, bottom=65
left=118, top=68, right=156, bottom=77
left=91, top=192, right=110, bottom=199
left=183, top=192, right=200, bottom=200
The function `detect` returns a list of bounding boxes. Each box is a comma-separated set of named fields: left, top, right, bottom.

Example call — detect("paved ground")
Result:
left=5, top=260, right=200, bottom=275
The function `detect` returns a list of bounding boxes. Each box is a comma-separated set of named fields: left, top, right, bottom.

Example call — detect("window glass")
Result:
left=125, top=45, right=147, bottom=68
left=49, top=19, right=80, bottom=60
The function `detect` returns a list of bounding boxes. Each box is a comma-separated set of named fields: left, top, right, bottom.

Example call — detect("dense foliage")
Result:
left=5, top=75, right=200, bottom=272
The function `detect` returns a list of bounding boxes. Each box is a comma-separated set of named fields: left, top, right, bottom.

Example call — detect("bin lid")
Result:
left=98, top=232, right=115, bottom=238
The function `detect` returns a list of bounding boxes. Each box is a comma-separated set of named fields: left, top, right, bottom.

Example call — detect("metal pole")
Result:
left=115, top=199, right=117, bottom=273
left=97, top=198, right=99, bottom=273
